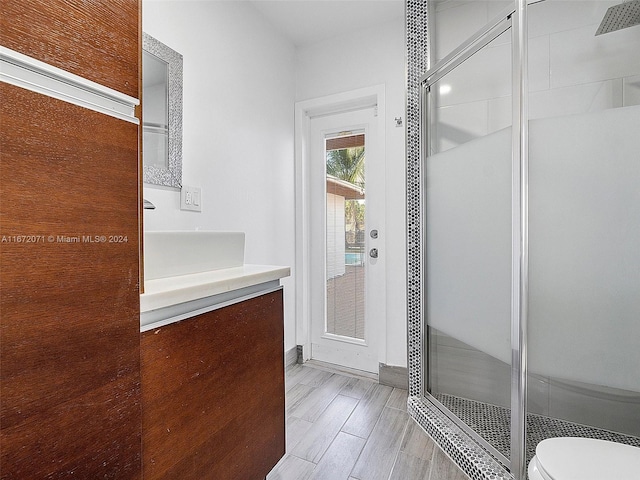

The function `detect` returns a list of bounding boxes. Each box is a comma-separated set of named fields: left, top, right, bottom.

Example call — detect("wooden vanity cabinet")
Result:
left=141, top=289, right=286, bottom=480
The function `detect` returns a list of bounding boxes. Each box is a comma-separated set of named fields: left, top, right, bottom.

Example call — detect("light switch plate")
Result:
left=180, top=185, right=202, bottom=212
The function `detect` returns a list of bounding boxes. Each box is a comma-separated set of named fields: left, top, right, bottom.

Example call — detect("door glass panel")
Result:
left=425, top=27, right=513, bottom=463
left=325, top=134, right=366, bottom=340
left=527, top=0, right=640, bottom=464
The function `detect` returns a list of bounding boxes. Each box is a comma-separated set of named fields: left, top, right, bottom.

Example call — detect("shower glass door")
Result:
left=526, top=0, right=640, bottom=464
left=423, top=10, right=514, bottom=466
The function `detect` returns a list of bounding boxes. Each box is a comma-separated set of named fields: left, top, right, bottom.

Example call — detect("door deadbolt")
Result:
left=370, top=229, right=378, bottom=239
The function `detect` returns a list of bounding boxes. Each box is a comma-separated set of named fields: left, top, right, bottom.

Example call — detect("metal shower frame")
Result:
left=417, top=0, right=530, bottom=478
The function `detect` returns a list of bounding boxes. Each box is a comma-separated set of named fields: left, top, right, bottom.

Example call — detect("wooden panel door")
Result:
left=0, top=0, right=139, bottom=98
left=0, top=83, right=141, bottom=478
left=141, top=290, right=286, bottom=480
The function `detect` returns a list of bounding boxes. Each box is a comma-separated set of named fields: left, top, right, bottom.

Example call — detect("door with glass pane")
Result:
left=309, top=106, right=383, bottom=374
left=423, top=17, right=514, bottom=467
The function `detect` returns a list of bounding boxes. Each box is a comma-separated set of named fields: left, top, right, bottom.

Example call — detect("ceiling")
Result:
left=248, top=0, right=405, bottom=47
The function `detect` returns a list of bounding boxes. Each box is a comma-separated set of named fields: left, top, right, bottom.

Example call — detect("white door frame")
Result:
left=294, top=85, right=386, bottom=368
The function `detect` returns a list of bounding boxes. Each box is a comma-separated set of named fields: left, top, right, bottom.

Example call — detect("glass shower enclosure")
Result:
left=422, top=9, right=514, bottom=468
left=415, top=1, right=640, bottom=479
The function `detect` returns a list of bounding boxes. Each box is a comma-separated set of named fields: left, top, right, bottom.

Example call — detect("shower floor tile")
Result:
left=435, top=393, right=640, bottom=466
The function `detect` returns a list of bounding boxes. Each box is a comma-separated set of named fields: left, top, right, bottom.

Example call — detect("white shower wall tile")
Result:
left=437, top=32, right=548, bottom=109
left=527, top=34, right=551, bottom=92
left=434, top=1, right=492, bottom=61
left=527, top=374, right=551, bottom=417
left=487, top=95, right=512, bottom=132
left=527, top=0, right=617, bottom=39
left=437, top=38, right=511, bottom=107
left=550, top=21, right=640, bottom=89
left=435, top=101, right=489, bottom=152
left=529, top=78, right=624, bottom=118
left=434, top=0, right=477, bottom=13
left=547, top=379, right=640, bottom=437
left=431, top=341, right=511, bottom=408
left=486, top=0, right=514, bottom=21
left=443, top=33, right=553, bottom=100
left=624, top=74, right=640, bottom=106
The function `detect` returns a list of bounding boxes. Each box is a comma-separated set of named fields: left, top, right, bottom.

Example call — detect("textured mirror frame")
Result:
left=142, top=32, right=183, bottom=188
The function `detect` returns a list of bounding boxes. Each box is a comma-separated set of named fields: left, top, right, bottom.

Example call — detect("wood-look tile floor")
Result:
left=267, top=363, right=470, bottom=480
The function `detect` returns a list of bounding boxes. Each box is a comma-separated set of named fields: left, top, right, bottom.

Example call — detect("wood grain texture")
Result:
left=341, top=383, right=393, bottom=439
left=288, top=374, right=351, bottom=423
left=307, top=432, right=365, bottom=480
left=0, top=0, right=139, bottom=98
left=291, top=395, right=359, bottom=463
left=141, top=290, right=286, bottom=480
left=269, top=365, right=471, bottom=480
left=349, top=406, right=408, bottom=479
left=0, top=84, right=141, bottom=478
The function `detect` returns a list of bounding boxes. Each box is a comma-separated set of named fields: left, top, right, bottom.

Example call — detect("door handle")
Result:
left=369, top=248, right=378, bottom=259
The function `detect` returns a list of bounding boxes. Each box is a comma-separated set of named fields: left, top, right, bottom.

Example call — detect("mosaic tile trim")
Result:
left=408, top=396, right=513, bottom=480
left=436, top=393, right=640, bottom=468
left=405, top=0, right=428, bottom=400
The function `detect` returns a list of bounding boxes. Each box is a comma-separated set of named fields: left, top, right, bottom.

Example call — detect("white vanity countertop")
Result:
left=140, top=264, right=290, bottom=313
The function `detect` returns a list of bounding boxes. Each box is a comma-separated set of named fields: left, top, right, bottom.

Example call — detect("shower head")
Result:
left=595, top=0, right=640, bottom=35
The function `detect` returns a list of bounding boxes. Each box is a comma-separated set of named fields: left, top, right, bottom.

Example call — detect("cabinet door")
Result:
left=0, top=83, right=141, bottom=479
left=141, top=290, right=286, bottom=480
left=0, top=0, right=139, bottom=98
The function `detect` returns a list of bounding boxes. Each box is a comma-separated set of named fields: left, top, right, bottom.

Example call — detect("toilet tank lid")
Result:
left=536, top=437, right=640, bottom=480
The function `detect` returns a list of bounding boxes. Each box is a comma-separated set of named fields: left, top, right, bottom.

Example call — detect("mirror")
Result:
left=142, top=32, right=183, bottom=188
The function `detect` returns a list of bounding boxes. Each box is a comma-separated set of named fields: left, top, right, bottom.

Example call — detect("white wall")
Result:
left=296, top=19, right=408, bottom=367
left=142, top=1, right=297, bottom=350
left=141, top=2, right=408, bottom=365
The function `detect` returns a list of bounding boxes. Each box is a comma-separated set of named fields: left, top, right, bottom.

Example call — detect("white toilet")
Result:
left=528, top=437, right=640, bottom=480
